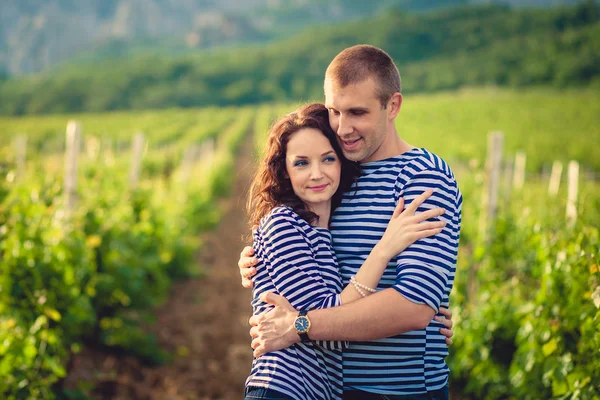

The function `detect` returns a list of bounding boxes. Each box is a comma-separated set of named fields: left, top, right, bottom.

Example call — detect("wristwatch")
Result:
left=294, top=310, right=311, bottom=342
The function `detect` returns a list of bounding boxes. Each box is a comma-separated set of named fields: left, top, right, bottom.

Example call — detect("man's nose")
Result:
left=337, top=114, right=353, bottom=136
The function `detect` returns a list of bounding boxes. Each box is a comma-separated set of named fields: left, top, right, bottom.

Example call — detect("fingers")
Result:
left=403, top=190, right=433, bottom=214
left=435, top=314, right=453, bottom=331
left=439, top=325, right=454, bottom=346
left=415, top=220, right=446, bottom=232
left=251, top=224, right=258, bottom=232
left=240, top=266, right=257, bottom=279
left=249, top=326, right=258, bottom=339
left=413, top=228, right=443, bottom=241
left=249, top=315, right=260, bottom=327
left=242, top=277, right=254, bottom=289
left=439, top=307, right=453, bottom=320
left=259, top=292, right=294, bottom=310
left=240, top=246, right=255, bottom=258
left=253, top=344, right=266, bottom=357
left=392, top=198, right=404, bottom=219
left=239, top=259, right=258, bottom=276
left=413, top=207, right=445, bottom=223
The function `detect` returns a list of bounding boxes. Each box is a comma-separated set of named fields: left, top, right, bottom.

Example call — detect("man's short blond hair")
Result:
left=325, top=45, right=401, bottom=109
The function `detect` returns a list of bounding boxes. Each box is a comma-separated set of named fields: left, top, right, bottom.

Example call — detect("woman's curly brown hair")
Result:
left=247, top=103, right=360, bottom=227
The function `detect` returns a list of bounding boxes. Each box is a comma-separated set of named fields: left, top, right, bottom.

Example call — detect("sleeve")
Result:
left=392, top=168, right=461, bottom=313
left=257, top=210, right=346, bottom=350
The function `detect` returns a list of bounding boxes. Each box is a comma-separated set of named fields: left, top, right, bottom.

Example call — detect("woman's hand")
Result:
left=437, top=306, right=454, bottom=346
left=239, top=246, right=258, bottom=288
left=375, top=190, right=446, bottom=260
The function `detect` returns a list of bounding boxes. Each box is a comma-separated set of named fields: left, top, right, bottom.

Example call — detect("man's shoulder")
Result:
left=404, top=148, right=455, bottom=178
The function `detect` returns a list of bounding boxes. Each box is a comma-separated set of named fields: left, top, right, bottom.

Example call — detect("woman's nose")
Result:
left=310, top=164, right=324, bottom=179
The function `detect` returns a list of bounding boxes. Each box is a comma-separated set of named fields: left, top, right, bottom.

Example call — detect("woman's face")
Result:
left=285, top=128, right=342, bottom=212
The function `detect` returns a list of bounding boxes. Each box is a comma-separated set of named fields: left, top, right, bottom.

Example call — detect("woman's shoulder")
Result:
left=258, top=206, right=306, bottom=233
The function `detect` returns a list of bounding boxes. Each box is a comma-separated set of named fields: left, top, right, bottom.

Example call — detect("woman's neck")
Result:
left=309, top=202, right=331, bottom=229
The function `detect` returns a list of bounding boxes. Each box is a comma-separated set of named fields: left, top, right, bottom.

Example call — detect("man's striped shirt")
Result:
left=246, top=206, right=345, bottom=400
left=330, top=148, right=462, bottom=395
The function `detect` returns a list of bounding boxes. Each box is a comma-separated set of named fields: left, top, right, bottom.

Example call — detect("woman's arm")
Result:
left=256, top=208, right=342, bottom=312
left=254, top=208, right=348, bottom=351
left=339, top=190, right=446, bottom=304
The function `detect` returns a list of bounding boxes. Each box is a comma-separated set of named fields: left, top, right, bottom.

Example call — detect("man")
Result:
left=239, top=45, right=461, bottom=399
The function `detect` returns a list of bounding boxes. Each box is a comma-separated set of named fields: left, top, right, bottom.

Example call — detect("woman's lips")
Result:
left=308, top=184, right=328, bottom=192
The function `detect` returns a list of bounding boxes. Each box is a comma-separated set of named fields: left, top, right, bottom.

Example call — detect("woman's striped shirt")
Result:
left=245, top=206, right=345, bottom=400
left=330, top=148, right=462, bottom=396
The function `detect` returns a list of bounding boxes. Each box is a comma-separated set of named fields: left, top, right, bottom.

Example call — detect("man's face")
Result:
left=324, top=77, right=389, bottom=163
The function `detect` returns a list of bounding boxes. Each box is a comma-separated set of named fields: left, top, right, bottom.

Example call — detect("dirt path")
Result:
left=65, top=142, right=256, bottom=399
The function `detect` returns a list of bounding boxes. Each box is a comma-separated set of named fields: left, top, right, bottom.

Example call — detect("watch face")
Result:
left=295, top=316, right=309, bottom=333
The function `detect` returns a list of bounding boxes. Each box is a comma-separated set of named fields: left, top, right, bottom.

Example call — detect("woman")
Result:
left=244, top=103, right=446, bottom=400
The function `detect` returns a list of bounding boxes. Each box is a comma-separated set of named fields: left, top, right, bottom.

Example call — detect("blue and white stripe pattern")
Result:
left=330, top=148, right=462, bottom=395
left=246, top=206, right=344, bottom=400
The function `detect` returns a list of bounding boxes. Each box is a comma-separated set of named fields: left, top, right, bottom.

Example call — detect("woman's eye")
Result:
left=323, top=156, right=337, bottom=163
left=294, top=160, right=308, bottom=167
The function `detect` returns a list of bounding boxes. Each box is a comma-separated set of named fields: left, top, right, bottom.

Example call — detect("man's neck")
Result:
left=362, top=130, right=415, bottom=163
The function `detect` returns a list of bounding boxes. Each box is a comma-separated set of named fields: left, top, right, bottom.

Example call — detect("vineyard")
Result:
left=0, top=88, right=599, bottom=399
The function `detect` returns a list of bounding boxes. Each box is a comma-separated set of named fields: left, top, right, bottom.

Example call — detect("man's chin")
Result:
left=342, top=150, right=365, bottom=162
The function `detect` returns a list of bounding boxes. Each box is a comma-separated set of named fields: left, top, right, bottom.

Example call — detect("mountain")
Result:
left=0, top=0, right=586, bottom=76
left=1, top=2, right=598, bottom=115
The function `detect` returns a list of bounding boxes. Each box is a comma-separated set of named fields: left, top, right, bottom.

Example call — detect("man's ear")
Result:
left=388, top=92, right=403, bottom=120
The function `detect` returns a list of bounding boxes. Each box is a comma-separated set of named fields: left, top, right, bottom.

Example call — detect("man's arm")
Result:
left=307, top=288, right=433, bottom=340
left=250, top=289, right=437, bottom=356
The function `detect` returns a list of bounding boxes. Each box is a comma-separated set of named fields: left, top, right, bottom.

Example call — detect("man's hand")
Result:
left=239, top=246, right=258, bottom=288
left=437, top=307, right=454, bottom=346
left=249, top=292, right=299, bottom=357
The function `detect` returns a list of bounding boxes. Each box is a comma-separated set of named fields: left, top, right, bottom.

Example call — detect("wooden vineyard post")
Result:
left=566, top=160, right=579, bottom=227
left=85, top=136, right=100, bottom=161
left=469, top=131, right=504, bottom=304
left=512, top=150, right=526, bottom=191
left=14, top=135, right=27, bottom=180
left=478, top=131, right=504, bottom=244
left=199, top=137, right=215, bottom=170
left=502, top=154, right=513, bottom=206
left=63, top=121, right=81, bottom=215
left=129, top=132, right=145, bottom=189
left=548, top=160, right=563, bottom=197
left=102, top=137, right=115, bottom=166
left=180, top=144, right=200, bottom=186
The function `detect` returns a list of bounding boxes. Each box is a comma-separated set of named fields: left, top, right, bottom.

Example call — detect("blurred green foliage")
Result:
left=0, top=2, right=598, bottom=115
left=397, top=88, right=600, bottom=172
left=449, top=176, right=600, bottom=399
left=0, top=107, right=253, bottom=399
left=0, top=89, right=598, bottom=398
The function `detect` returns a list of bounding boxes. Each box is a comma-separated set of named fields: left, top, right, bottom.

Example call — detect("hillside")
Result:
left=0, top=0, right=585, bottom=76
left=0, top=2, right=598, bottom=115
